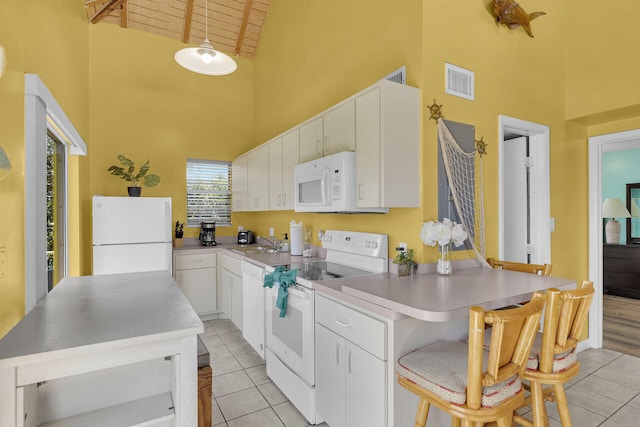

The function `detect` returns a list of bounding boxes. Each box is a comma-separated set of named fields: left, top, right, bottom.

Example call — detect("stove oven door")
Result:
left=265, top=282, right=315, bottom=386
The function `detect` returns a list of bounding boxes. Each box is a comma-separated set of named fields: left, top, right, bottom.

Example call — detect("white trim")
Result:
left=24, top=74, right=86, bottom=313
left=498, top=115, right=551, bottom=264
left=587, top=128, right=640, bottom=349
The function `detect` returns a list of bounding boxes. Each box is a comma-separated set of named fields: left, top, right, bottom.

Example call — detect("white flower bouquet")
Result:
left=420, top=218, right=468, bottom=275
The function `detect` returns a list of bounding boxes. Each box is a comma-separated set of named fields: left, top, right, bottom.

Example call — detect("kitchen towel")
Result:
left=263, top=266, right=298, bottom=317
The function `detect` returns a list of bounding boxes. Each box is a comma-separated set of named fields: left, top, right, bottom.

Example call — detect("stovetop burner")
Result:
left=278, top=261, right=372, bottom=282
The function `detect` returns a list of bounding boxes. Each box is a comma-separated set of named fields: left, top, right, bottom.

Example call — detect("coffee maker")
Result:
left=199, top=221, right=217, bottom=246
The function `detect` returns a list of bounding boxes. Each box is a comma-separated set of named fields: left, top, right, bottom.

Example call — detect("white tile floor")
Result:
left=201, top=319, right=640, bottom=426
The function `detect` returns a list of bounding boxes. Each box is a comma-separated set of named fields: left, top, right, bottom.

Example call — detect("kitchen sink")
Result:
left=231, top=246, right=279, bottom=255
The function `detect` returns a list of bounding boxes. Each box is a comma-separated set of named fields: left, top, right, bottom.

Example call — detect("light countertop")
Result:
left=0, top=271, right=203, bottom=365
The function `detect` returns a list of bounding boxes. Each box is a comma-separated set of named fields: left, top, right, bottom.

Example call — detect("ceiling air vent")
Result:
left=445, top=63, right=474, bottom=101
left=384, top=66, right=406, bottom=85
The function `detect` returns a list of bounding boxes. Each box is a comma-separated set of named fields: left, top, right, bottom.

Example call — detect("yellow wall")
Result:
left=4, top=0, right=640, bottom=338
left=85, top=24, right=255, bottom=273
left=0, top=0, right=90, bottom=337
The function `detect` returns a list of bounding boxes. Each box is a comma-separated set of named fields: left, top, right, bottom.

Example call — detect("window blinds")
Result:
left=186, top=158, right=232, bottom=227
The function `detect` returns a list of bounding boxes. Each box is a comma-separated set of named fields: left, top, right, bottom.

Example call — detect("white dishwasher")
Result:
left=241, top=260, right=266, bottom=359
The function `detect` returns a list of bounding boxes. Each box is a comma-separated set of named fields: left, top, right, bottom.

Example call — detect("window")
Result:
left=186, top=159, right=232, bottom=227
left=47, top=131, right=66, bottom=291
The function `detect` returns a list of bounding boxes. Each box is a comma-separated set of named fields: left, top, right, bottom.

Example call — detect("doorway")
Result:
left=498, top=116, right=551, bottom=264
left=588, top=129, right=640, bottom=349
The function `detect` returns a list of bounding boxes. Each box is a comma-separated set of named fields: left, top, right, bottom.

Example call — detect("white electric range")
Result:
left=264, top=230, right=388, bottom=424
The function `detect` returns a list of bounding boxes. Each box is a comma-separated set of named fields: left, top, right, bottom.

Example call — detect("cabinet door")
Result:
left=247, top=145, right=269, bottom=211
left=355, top=87, right=381, bottom=208
left=346, top=342, right=387, bottom=427
left=316, top=324, right=346, bottom=427
left=281, top=129, right=299, bottom=210
left=231, top=272, right=243, bottom=331
left=232, top=156, right=248, bottom=211
left=175, top=267, right=217, bottom=316
left=268, top=137, right=284, bottom=210
left=220, top=269, right=233, bottom=319
left=299, top=116, right=324, bottom=163
left=324, top=99, right=355, bottom=156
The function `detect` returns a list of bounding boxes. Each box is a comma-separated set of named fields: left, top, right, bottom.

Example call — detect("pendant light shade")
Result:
left=175, top=0, right=237, bottom=75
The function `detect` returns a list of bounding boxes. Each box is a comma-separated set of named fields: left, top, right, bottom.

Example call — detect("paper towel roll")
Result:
left=290, top=226, right=303, bottom=256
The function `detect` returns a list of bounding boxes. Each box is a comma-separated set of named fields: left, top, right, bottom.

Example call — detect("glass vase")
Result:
left=437, top=244, right=452, bottom=275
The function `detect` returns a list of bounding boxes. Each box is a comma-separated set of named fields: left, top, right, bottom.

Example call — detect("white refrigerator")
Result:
left=92, top=196, right=173, bottom=275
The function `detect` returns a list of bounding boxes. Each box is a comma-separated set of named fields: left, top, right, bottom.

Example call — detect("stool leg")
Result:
left=415, top=398, right=430, bottom=427
left=530, top=381, right=549, bottom=427
left=450, top=417, right=461, bottom=427
left=552, top=384, right=572, bottom=427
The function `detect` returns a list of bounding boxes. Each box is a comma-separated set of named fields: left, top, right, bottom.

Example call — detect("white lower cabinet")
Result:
left=219, top=253, right=243, bottom=331
left=316, top=294, right=387, bottom=427
left=173, top=252, right=217, bottom=317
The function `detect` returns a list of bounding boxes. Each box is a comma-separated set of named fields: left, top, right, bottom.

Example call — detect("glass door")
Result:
left=47, top=131, right=66, bottom=291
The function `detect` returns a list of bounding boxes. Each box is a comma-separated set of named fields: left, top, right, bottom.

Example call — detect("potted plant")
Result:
left=393, top=248, right=417, bottom=276
left=107, top=154, right=160, bottom=197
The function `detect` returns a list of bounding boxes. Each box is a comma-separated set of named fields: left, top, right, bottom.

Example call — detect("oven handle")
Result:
left=286, top=286, right=310, bottom=299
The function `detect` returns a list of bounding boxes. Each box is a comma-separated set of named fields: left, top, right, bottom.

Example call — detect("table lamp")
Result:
left=602, top=198, right=631, bottom=244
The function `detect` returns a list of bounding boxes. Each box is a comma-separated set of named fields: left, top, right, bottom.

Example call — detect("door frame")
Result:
left=498, top=115, right=551, bottom=264
left=587, top=129, right=640, bottom=349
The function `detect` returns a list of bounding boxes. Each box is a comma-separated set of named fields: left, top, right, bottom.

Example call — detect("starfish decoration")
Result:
left=476, top=137, right=487, bottom=157
left=427, top=99, right=444, bottom=121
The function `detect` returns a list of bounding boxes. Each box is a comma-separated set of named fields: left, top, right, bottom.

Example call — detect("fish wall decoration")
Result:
left=493, top=0, right=546, bottom=38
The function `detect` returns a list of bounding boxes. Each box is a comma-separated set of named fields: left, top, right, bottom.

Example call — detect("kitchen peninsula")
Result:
left=0, top=271, right=203, bottom=427
left=311, top=262, right=576, bottom=427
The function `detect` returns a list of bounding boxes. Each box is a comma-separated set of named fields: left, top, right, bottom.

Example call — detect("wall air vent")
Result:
left=445, top=63, right=474, bottom=101
left=384, top=66, right=406, bottom=85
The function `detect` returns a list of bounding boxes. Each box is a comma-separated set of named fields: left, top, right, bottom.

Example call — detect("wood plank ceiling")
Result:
left=84, top=0, right=270, bottom=58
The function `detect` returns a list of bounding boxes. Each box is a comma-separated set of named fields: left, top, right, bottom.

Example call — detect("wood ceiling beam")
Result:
left=89, top=0, right=128, bottom=24
left=182, top=0, right=194, bottom=43
left=85, top=0, right=111, bottom=7
left=234, top=0, right=253, bottom=55
left=120, top=1, right=128, bottom=28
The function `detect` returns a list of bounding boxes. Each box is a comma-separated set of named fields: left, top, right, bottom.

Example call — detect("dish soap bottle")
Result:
left=281, top=233, right=289, bottom=252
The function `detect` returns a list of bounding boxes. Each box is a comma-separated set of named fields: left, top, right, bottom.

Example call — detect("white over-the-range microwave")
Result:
left=294, top=151, right=388, bottom=213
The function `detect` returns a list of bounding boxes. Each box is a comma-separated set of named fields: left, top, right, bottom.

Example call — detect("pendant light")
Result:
left=175, top=0, right=237, bottom=75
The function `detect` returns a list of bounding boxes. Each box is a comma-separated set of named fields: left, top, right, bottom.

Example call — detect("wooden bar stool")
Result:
left=197, top=336, right=212, bottom=427
left=397, top=293, right=545, bottom=427
left=487, top=258, right=552, bottom=277
left=514, top=280, right=594, bottom=427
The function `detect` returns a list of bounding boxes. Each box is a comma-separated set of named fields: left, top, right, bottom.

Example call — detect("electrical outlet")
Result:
left=269, top=227, right=275, bottom=237
left=238, top=225, right=244, bottom=232
left=397, top=242, right=408, bottom=253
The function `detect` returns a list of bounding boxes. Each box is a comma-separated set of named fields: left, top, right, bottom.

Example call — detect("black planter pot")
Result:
left=128, top=186, right=142, bottom=197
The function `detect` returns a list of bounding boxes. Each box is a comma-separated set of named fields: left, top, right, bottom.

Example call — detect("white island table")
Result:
left=313, top=264, right=576, bottom=427
left=0, top=271, right=203, bottom=427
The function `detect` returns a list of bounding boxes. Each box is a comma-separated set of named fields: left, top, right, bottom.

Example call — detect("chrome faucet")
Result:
left=257, top=235, right=280, bottom=250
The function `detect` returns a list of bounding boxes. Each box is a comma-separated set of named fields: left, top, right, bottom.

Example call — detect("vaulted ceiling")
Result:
left=83, top=0, right=270, bottom=58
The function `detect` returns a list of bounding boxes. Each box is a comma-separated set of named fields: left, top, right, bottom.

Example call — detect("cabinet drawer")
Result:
left=221, top=253, right=243, bottom=275
left=175, top=253, right=216, bottom=270
left=316, top=294, right=387, bottom=360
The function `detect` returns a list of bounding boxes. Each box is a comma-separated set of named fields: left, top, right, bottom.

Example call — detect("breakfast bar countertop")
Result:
left=313, top=265, right=576, bottom=322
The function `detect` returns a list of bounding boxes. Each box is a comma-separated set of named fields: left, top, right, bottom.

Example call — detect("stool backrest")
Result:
left=538, top=280, right=594, bottom=373
left=466, top=292, right=545, bottom=409
left=487, top=258, right=552, bottom=276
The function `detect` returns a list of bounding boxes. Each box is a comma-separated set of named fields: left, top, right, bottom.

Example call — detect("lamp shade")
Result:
left=174, top=39, right=237, bottom=76
left=602, top=198, right=631, bottom=219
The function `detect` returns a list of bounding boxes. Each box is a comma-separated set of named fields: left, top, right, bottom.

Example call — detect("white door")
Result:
left=175, top=267, right=217, bottom=315
left=299, top=116, right=324, bottom=163
left=503, top=136, right=528, bottom=263
left=499, top=116, right=551, bottom=265
left=345, top=341, right=386, bottom=427
left=324, top=100, right=355, bottom=156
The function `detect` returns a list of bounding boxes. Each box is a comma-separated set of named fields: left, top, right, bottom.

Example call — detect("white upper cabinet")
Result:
left=247, top=144, right=270, bottom=211
left=299, top=100, right=356, bottom=164
left=323, top=99, right=355, bottom=156
left=268, top=129, right=299, bottom=210
left=355, top=80, right=420, bottom=208
left=231, top=155, right=248, bottom=212
left=299, top=116, right=324, bottom=163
